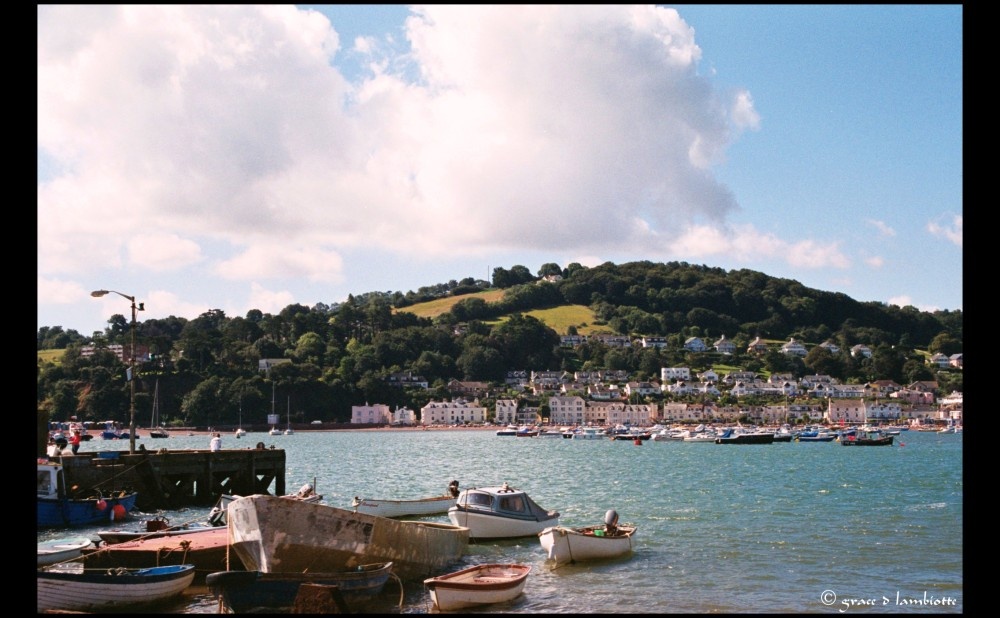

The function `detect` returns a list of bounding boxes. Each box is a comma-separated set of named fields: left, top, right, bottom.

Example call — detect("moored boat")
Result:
left=351, top=480, right=460, bottom=518
left=38, top=536, right=95, bottom=567
left=447, top=483, right=560, bottom=540
left=37, top=563, right=196, bottom=613
left=538, top=509, right=636, bottom=566
left=423, top=563, right=531, bottom=611
left=97, top=514, right=222, bottom=545
left=841, top=428, right=894, bottom=446
left=226, top=493, right=469, bottom=582
left=206, top=561, right=394, bottom=613
left=37, top=460, right=138, bottom=528
left=80, top=526, right=237, bottom=584
left=714, top=427, right=775, bottom=444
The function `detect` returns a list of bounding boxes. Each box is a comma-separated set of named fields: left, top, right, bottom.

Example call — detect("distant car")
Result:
left=310, top=420, right=323, bottom=425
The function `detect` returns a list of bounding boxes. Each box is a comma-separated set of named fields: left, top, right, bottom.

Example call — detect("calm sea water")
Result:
left=40, top=429, right=963, bottom=613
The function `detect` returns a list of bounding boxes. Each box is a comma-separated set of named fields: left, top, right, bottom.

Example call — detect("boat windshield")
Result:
left=499, top=495, right=526, bottom=513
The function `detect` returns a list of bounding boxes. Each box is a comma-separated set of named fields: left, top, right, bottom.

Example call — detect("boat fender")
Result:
left=96, top=499, right=108, bottom=511
left=111, top=504, right=127, bottom=521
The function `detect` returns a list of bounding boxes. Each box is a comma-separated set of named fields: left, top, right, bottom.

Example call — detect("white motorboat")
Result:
left=571, top=427, right=606, bottom=440
left=447, top=483, right=559, bottom=540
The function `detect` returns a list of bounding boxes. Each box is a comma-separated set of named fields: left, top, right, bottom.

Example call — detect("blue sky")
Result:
left=38, top=5, right=962, bottom=337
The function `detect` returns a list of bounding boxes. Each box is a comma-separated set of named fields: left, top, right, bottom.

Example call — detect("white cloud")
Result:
left=38, top=5, right=760, bottom=278
left=866, top=219, right=896, bottom=237
left=927, top=214, right=962, bottom=247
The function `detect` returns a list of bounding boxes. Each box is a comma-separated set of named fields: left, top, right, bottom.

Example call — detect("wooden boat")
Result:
left=424, top=563, right=531, bottom=611
left=206, top=561, right=394, bottom=613
left=37, top=460, right=138, bottom=528
left=351, top=480, right=460, bottom=518
left=538, top=509, right=636, bottom=566
left=841, top=428, right=894, bottom=446
left=38, top=536, right=95, bottom=567
left=447, top=483, right=560, bottom=540
left=37, top=563, right=196, bottom=612
left=79, top=526, right=239, bottom=584
left=226, top=493, right=469, bottom=582
left=97, top=514, right=222, bottom=545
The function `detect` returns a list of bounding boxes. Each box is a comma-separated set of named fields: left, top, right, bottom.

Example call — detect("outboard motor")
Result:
left=604, top=509, right=619, bottom=535
left=297, top=483, right=314, bottom=497
left=448, top=480, right=460, bottom=497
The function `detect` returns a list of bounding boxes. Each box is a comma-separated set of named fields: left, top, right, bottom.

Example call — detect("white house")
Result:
left=420, top=400, right=487, bottom=425
left=351, top=403, right=392, bottom=424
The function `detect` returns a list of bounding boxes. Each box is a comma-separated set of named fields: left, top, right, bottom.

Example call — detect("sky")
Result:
left=37, top=5, right=963, bottom=337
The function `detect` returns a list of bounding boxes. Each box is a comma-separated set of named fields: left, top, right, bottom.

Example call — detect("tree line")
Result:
left=37, top=260, right=962, bottom=428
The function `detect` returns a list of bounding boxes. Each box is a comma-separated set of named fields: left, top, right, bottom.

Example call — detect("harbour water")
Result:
left=39, top=428, right=963, bottom=613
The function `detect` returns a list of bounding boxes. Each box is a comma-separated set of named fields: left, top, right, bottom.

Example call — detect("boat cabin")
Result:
left=37, top=462, right=62, bottom=500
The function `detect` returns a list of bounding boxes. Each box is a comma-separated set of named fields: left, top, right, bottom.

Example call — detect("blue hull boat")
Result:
left=37, top=460, right=138, bottom=527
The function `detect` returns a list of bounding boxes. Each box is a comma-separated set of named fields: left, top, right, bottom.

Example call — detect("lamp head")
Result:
left=90, top=290, right=109, bottom=298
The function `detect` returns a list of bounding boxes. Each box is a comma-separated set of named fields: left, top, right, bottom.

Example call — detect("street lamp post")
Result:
left=91, top=289, right=144, bottom=454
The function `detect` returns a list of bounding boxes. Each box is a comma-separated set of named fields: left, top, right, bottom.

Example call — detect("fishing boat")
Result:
left=537, top=509, right=636, bottom=566
left=38, top=536, right=95, bottom=567
left=351, top=480, right=460, bottom=518
left=37, top=460, right=138, bottom=528
left=206, top=561, right=394, bottom=613
left=37, top=563, right=196, bottom=612
left=840, top=428, right=895, bottom=446
left=226, top=493, right=469, bottom=582
left=447, top=483, right=560, bottom=540
left=148, top=379, right=169, bottom=438
left=423, top=563, right=532, bottom=611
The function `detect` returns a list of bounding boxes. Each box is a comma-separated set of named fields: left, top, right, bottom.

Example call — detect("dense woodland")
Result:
left=37, top=260, right=963, bottom=429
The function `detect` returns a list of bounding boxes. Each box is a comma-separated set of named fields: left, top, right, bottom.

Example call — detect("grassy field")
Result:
left=37, top=349, right=63, bottom=365
left=396, top=290, right=602, bottom=335
left=393, top=289, right=506, bottom=319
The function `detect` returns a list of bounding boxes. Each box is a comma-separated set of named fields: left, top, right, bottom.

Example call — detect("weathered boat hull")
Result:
left=424, top=563, right=531, bottom=611
left=352, top=494, right=457, bottom=518
left=538, top=524, right=636, bottom=565
left=227, top=494, right=469, bottom=582
left=37, top=563, right=195, bottom=612
left=206, top=562, right=393, bottom=613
